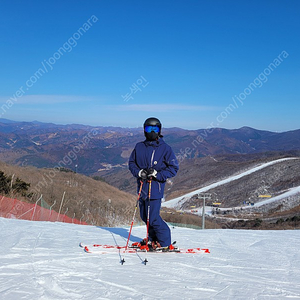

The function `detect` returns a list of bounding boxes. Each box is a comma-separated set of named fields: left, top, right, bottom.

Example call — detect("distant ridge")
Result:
left=0, top=118, right=17, bottom=124
left=0, top=118, right=300, bottom=176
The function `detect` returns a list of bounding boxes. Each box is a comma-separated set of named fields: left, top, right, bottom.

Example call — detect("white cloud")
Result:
left=0, top=95, right=94, bottom=104
left=112, top=104, right=219, bottom=112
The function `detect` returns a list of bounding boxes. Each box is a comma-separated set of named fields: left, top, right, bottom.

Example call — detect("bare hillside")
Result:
left=206, top=158, right=300, bottom=207
left=0, top=161, right=136, bottom=226
left=163, top=158, right=300, bottom=229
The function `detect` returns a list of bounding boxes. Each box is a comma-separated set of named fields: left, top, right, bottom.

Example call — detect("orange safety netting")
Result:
left=0, top=195, right=88, bottom=225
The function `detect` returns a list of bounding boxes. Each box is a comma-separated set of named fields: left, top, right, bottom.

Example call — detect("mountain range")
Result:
left=1, top=118, right=300, bottom=177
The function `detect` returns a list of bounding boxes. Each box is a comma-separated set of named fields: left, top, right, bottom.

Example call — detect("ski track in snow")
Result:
left=163, top=157, right=300, bottom=209
left=1, top=217, right=300, bottom=299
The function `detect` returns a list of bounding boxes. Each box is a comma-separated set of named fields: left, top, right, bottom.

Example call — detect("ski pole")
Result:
left=143, top=178, right=152, bottom=265
left=125, top=180, right=144, bottom=250
left=145, top=178, right=152, bottom=247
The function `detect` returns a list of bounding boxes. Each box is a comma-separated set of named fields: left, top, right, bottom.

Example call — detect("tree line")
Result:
left=0, top=170, right=30, bottom=197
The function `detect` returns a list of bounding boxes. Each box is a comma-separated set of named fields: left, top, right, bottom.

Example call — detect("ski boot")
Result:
left=131, top=238, right=148, bottom=249
left=156, top=242, right=179, bottom=252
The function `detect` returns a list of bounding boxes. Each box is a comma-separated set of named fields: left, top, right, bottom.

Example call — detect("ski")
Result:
left=79, top=243, right=210, bottom=254
left=79, top=242, right=136, bottom=254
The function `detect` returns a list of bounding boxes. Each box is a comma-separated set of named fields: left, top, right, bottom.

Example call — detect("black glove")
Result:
left=147, top=168, right=157, bottom=178
left=138, top=169, right=148, bottom=180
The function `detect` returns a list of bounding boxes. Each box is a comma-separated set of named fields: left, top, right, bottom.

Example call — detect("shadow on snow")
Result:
left=99, top=227, right=142, bottom=244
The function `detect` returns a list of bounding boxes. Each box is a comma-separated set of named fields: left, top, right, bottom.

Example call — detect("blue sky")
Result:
left=0, top=0, right=299, bottom=131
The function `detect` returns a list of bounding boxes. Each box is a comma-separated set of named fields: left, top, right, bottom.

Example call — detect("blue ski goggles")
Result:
left=144, top=125, right=160, bottom=133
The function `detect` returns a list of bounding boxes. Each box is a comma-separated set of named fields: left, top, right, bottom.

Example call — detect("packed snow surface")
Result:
left=1, top=217, right=300, bottom=299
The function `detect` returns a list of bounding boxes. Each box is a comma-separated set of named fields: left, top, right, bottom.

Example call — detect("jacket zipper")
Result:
left=150, top=150, right=155, bottom=167
left=149, top=150, right=156, bottom=197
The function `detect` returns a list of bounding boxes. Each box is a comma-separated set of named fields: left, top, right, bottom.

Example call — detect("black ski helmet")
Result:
left=143, top=117, right=162, bottom=141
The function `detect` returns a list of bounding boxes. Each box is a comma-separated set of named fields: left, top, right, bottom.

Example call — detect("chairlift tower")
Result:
left=197, top=193, right=212, bottom=229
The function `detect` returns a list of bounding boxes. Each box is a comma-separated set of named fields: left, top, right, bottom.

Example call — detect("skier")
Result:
left=129, top=117, right=179, bottom=250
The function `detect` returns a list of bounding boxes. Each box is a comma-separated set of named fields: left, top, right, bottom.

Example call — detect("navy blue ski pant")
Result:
left=139, top=198, right=171, bottom=247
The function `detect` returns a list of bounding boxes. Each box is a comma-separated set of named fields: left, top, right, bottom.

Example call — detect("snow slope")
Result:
left=163, top=157, right=300, bottom=209
left=186, top=185, right=300, bottom=217
left=252, top=185, right=300, bottom=208
left=1, top=217, right=300, bottom=299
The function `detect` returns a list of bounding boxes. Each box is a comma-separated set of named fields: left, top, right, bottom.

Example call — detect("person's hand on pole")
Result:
left=138, top=169, right=148, bottom=180
left=147, top=168, right=157, bottom=179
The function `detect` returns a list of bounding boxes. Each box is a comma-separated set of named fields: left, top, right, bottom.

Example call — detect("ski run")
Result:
left=1, top=217, right=300, bottom=299
left=163, top=157, right=300, bottom=210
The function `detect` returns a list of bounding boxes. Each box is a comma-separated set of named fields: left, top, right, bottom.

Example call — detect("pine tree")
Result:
left=0, top=171, right=11, bottom=194
left=0, top=171, right=31, bottom=197
left=12, top=177, right=30, bottom=196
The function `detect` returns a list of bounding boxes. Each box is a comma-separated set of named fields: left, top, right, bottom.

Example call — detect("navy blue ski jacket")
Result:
left=129, top=138, right=179, bottom=200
